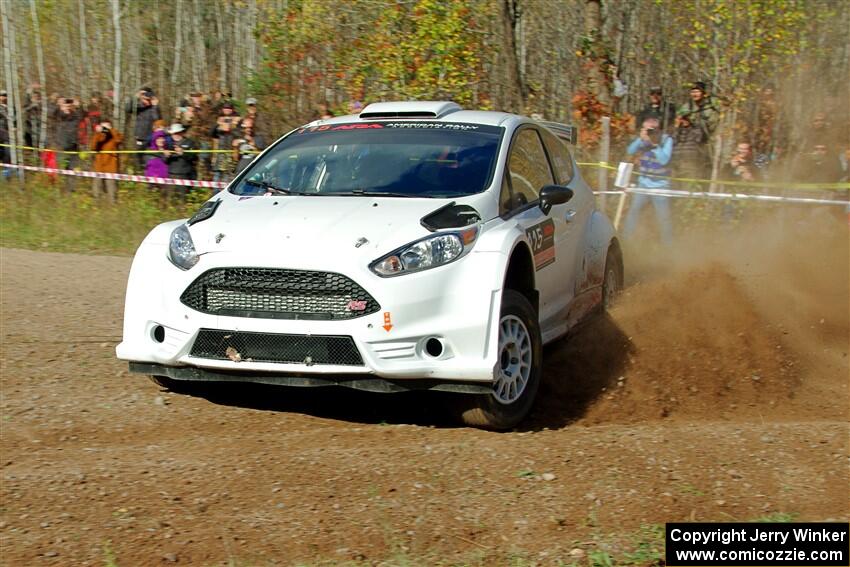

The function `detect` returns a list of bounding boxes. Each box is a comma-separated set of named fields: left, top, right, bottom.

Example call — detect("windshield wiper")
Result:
left=332, top=189, right=420, bottom=198
left=244, top=179, right=292, bottom=195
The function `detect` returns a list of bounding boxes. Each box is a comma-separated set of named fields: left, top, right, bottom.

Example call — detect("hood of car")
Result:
left=189, top=194, right=463, bottom=265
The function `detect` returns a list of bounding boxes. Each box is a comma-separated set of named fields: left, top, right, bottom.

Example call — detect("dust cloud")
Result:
left=531, top=207, right=849, bottom=428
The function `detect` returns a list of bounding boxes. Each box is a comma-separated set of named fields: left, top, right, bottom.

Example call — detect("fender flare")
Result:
left=577, top=209, right=617, bottom=293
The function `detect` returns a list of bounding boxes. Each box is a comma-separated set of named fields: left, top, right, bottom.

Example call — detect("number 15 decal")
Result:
left=525, top=219, right=555, bottom=270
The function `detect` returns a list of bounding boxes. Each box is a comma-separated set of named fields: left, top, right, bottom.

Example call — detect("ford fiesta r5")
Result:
left=116, top=101, right=623, bottom=430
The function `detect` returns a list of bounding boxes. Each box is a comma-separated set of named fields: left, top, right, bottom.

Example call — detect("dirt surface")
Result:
left=1, top=213, right=848, bottom=566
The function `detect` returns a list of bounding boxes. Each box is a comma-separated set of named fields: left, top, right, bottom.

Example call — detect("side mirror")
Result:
left=539, top=184, right=573, bottom=215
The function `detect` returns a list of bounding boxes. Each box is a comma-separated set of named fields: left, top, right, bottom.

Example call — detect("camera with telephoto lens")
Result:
left=646, top=127, right=661, bottom=144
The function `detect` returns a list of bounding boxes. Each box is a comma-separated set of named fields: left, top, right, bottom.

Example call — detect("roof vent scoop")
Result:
left=359, top=101, right=462, bottom=120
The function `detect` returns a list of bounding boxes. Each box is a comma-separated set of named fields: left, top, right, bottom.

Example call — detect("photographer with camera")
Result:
left=209, top=101, right=241, bottom=183
left=90, top=120, right=123, bottom=203
left=623, top=117, right=675, bottom=245
left=124, top=87, right=161, bottom=172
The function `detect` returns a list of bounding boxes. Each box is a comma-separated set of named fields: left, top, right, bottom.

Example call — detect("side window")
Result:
left=508, top=128, right=554, bottom=208
left=540, top=129, right=575, bottom=185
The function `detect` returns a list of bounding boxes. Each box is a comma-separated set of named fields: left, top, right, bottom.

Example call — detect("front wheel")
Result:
left=459, top=289, right=542, bottom=430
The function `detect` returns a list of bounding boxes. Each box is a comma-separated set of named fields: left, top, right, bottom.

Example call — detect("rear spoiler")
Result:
left=539, top=121, right=579, bottom=145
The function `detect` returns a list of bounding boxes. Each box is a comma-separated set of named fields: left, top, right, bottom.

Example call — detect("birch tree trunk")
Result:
left=111, top=0, right=121, bottom=124
left=78, top=0, right=89, bottom=101
left=188, top=5, right=200, bottom=92
left=154, top=0, right=164, bottom=98
left=29, top=0, right=48, bottom=150
left=1, top=0, right=18, bottom=167
left=171, top=0, right=184, bottom=87
left=9, top=4, right=25, bottom=161
left=215, top=1, right=227, bottom=91
left=193, top=0, right=208, bottom=92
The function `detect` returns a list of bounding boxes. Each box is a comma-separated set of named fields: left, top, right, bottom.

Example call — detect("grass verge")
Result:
left=0, top=176, right=210, bottom=255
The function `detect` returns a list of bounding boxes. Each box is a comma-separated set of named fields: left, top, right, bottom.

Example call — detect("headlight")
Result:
left=168, top=223, right=199, bottom=270
left=370, top=226, right=478, bottom=277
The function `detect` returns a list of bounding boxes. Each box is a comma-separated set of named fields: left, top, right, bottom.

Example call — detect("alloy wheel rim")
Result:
left=493, top=314, right=532, bottom=404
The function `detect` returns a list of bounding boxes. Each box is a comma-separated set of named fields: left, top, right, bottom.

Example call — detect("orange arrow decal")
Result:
left=383, top=312, right=393, bottom=332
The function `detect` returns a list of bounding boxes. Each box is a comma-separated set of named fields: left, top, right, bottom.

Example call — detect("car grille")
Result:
left=180, top=267, right=380, bottom=320
left=189, top=329, right=364, bottom=366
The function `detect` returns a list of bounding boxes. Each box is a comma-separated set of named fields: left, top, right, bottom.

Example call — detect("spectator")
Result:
left=163, top=123, right=198, bottom=203
left=210, top=102, right=241, bottom=183
left=0, top=89, right=14, bottom=172
left=678, top=81, right=720, bottom=140
left=145, top=130, right=170, bottom=205
left=635, top=86, right=676, bottom=134
left=623, top=117, right=675, bottom=245
left=147, top=119, right=169, bottom=147
left=92, top=91, right=114, bottom=121
left=244, top=97, right=265, bottom=134
left=1, top=90, right=10, bottom=171
left=673, top=108, right=711, bottom=181
left=187, top=91, right=215, bottom=178
left=0, top=95, right=9, bottom=177
left=90, top=120, right=123, bottom=203
left=50, top=97, right=85, bottom=192
left=799, top=143, right=844, bottom=185
left=313, top=100, right=334, bottom=121
left=721, top=142, right=761, bottom=182
left=145, top=129, right=170, bottom=179
left=23, top=88, right=44, bottom=150
left=210, top=90, right=232, bottom=113
left=79, top=102, right=103, bottom=149
left=232, top=117, right=267, bottom=175
left=174, top=98, right=194, bottom=129
left=125, top=87, right=161, bottom=171
left=802, top=112, right=841, bottom=153
left=0, top=89, right=10, bottom=125
left=347, top=100, right=364, bottom=115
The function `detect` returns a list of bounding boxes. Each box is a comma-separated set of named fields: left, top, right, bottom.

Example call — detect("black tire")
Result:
left=602, top=243, right=624, bottom=310
left=459, top=289, right=542, bottom=430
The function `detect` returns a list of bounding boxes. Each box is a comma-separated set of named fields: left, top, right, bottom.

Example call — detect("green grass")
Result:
left=101, top=540, right=119, bottom=567
left=0, top=176, right=210, bottom=255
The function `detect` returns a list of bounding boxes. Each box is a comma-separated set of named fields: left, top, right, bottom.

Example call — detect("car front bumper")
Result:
left=116, top=235, right=507, bottom=385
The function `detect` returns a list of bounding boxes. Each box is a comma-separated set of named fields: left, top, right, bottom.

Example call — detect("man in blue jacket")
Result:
left=623, top=117, right=674, bottom=245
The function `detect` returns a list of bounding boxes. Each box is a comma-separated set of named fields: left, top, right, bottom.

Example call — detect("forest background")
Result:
left=1, top=0, right=849, bottom=167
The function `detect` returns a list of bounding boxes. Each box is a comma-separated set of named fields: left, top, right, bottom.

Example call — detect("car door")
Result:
left=539, top=128, right=593, bottom=298
left=500, top=126, right=574, bottom=338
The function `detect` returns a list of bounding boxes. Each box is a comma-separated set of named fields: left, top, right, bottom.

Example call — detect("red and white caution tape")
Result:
left=3, top=162, right=847, bottom=206
left=595, top=187, right=850, bottom=207
left=1, top=163, right=226, bottom=189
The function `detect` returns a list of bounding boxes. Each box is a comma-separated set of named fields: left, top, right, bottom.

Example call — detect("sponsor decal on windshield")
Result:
left=385, top=122, right=480, bottom=130
left=294, top=122, right=502, bottom=135
left=295, top=124, right=384, bottom=135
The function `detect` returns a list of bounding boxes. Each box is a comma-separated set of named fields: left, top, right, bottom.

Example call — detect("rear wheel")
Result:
left=459, top=289, right=542, bottom=430
left=602, top=244, right=623, bottom=310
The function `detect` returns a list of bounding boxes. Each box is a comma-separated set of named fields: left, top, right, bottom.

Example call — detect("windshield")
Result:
left=230, top=122, right=503, bottom=198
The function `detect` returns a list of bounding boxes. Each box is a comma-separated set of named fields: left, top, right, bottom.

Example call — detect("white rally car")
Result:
left=117, top=101, right=623, bottom=429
